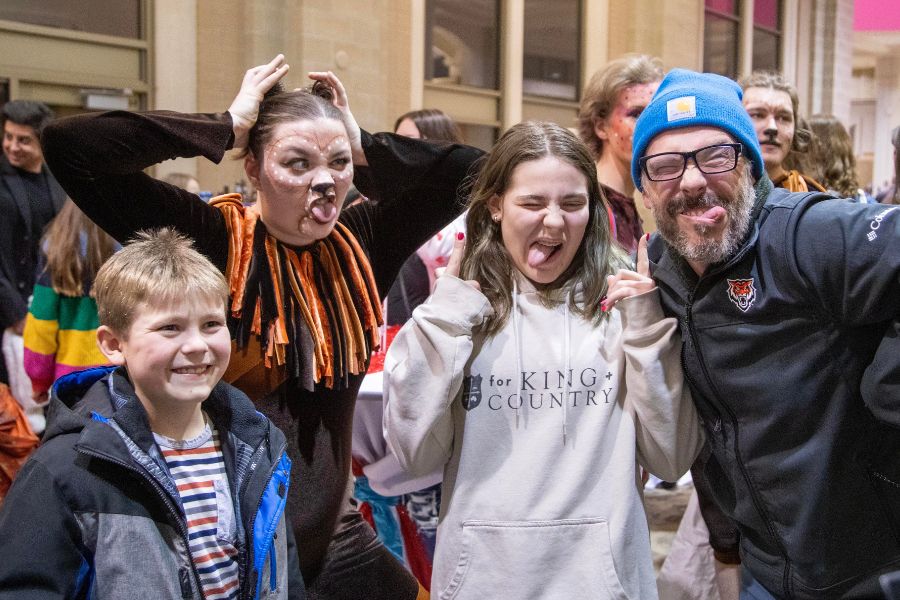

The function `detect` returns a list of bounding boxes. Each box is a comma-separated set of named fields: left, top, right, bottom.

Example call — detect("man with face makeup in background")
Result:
left=632, top=69, right=900, bottom=599
left=578, top=54, right=663, bottom=253
left=739, top=71, right=825, bottom=193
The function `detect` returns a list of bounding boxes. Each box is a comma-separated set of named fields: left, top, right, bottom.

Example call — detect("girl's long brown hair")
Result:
left=42, top=199, right=117, bottom=297
left=461, top=121, right=628, bottom=336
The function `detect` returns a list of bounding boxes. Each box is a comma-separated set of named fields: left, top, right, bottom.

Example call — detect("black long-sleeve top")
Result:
left=41, top=109, right=482, bottom=579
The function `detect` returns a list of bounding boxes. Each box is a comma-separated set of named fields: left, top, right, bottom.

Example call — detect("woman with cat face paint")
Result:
left=43, top=55, right=481, bottom=600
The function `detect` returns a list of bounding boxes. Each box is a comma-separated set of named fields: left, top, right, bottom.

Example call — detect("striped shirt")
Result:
left=156, top=422, right=240, bottom=599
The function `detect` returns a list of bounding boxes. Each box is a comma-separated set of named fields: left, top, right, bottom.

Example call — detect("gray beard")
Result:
left=651, top=169, right=756, bottom=267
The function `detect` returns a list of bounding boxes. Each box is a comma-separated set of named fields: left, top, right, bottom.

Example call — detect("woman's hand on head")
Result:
left=229, top=54, right=290, bottom=151
left=436, top=232, right=480, bottom=291
left=307, top=71, right=365, bottom=166
left=602, top=233, right=655, bottom=312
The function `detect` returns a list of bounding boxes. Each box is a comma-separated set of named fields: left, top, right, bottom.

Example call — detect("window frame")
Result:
left=702, top=0, right=784, bottom=80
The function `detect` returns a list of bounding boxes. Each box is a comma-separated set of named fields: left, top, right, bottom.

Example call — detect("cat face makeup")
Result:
left=248, top=117, right=353, bottom=246
left=595, top=81, right=659, bottom=168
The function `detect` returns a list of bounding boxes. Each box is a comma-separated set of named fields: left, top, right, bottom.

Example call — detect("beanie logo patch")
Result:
left=667, top=96, right=696, bottom=122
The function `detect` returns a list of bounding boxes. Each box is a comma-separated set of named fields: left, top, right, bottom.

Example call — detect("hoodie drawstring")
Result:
left=563, top=301, right=570, bottom=445
left=512, top=279, right=572, bottom=444
left=512, top=279, right=523, bottom=430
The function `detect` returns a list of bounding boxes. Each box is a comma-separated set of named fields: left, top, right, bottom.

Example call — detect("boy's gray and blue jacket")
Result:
left=0, top=366, right=302, bottom=600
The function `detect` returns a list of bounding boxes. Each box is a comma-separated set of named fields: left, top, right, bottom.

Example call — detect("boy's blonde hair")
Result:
left=93, top=228, right=229, bottom=335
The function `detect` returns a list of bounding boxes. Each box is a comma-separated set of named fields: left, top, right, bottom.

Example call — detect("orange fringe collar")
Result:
left=773, top=170, right=826, bottom=193
left=211, top=194, right=382, bottom=392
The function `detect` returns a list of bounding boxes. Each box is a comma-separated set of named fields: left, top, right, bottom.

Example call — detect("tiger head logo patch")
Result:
left=726, top=278, right=756, bottom=312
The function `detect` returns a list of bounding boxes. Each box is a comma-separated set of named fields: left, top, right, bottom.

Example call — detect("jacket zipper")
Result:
left=78, top=447, right=205, bottom=598
left=239, top=435, right=288, bottom=600
left=682, top=289, right=795, bottom=598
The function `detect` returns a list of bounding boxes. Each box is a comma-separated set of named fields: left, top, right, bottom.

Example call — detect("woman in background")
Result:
left=23, top=199, right=117, bottom=405
left=877, top=125, right=900, bottom=204
left=797, top=114, right=870, bottom=201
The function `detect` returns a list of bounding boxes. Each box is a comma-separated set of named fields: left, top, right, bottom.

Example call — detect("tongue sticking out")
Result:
left=310, top=201, right=337, bottom=224
left=684, top=205, right=726, bottom=225
left=527, top=243, right=558, bottom=268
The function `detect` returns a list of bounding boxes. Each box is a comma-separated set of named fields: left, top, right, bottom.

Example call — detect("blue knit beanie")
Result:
left=631, top=68, right=764, bottom=191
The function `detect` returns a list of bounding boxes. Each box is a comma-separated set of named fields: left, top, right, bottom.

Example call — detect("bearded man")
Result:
left=632, top=69, right=900, bottom=599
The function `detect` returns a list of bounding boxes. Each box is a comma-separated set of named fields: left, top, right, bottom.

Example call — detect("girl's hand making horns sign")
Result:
left=437, top=232, right=481, bottom=292
left=602, top=233, right=655, bottom=312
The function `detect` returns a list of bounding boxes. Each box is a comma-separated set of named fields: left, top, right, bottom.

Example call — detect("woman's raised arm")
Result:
left=42, top=56, right=291, bottom=270
left=43, top=110, right=233, bottom=269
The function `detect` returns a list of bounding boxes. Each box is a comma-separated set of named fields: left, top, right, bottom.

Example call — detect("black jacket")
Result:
left=649, top=179, right=900, bottom=599
left=0, top=155, right=65, bottom=329
left=0, top=367, right=302, bottom=599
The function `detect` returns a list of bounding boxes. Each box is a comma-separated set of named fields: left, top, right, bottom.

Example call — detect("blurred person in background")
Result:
left=578, top=54, right=664, bottom=252
left=0, top=100, right=65, bottom=389
left=795, top=114, right=871, bottom=202
left=394, top=109, right=468, bottom=287
left=162, top=171, right=201, bottom=195
left=877, top=126, right=900, bottom=205
left=23, top=199, right=118, bottom=405
left=739, top=71, right=825, bottom=193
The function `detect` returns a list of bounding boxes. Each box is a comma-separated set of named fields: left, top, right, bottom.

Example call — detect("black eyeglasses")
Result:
left=639, top=143, right=743, bottom=182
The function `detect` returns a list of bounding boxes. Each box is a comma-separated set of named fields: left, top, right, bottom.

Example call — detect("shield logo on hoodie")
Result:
left=460, top=374, right=482, bottom=411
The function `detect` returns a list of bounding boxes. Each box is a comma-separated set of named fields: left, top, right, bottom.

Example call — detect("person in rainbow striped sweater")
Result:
left=23, top=199, right=118, bottom=404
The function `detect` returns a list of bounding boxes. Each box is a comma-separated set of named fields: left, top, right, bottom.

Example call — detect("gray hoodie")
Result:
left=384, top=275, right=703, bottom=600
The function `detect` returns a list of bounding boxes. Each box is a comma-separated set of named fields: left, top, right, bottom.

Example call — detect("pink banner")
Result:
left=855, top=0, right=900, bottom=31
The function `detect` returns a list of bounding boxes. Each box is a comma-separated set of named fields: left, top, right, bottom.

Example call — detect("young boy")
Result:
left=0, top=229, right=301, bottom=599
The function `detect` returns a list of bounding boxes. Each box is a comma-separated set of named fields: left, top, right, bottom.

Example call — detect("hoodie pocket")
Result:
left=438, top=518, right=630, bottom=600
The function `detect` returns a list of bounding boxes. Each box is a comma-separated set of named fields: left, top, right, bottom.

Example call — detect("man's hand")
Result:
left=228, top=54, right=290, bottom=151
left=602, top=233, right=655, bottom=312
left=306, top=71, right=364, bottom=166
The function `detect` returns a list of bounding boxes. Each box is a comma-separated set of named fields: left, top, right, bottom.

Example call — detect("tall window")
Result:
left=704, top=0, right=740, bottom=78
left=523, top=0, right=581, bottom=101
left=425, top=0, right=499, bottom=89
left=752, top=0, right=782, bottom=71
left=704, top=0, right=782, bottom=79
left=0, top=0, right=142, bottom=39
